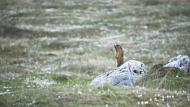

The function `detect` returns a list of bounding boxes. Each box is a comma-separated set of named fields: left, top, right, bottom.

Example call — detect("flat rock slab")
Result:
left=90, top=60, right=148, bottom=87
left=164, top=55, right=190, bottom=73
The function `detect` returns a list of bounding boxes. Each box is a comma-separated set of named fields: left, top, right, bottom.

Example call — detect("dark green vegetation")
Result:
left=0, top=0, right=190, bottom=106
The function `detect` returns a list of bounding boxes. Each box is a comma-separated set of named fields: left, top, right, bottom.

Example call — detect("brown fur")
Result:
left=114, top=44, right=124, bottom=67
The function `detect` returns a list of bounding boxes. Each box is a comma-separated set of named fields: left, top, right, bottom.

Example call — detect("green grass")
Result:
left=0, top=0, right=190, bottom=106
left=136, top=64, right=190, bottom=92
left=1, top=79, right=190, bottom=106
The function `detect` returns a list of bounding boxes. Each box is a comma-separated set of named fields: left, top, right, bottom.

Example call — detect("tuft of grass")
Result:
left=0, top=25, right=36, bottom=38
left=0, top=45, right=28, bottom=58
left=136, top=64, right=190, bottom=92
left=52, top=73, right=70, bottom=83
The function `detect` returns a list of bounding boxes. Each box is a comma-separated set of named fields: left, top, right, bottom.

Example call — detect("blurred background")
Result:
left=0, top=0, right=190, bottom=106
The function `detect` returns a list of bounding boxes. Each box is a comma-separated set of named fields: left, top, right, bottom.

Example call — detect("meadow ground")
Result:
left=0, top=0, right=190, bottom=106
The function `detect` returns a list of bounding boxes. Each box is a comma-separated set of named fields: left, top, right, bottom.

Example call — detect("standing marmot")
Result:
left=114, top=44, right=124, bottom=67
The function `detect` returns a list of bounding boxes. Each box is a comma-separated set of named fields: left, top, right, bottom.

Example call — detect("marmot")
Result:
left=114, top=44, right=124, bottom=67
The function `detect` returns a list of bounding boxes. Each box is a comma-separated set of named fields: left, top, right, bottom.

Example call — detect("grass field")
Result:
left=0, top=0, right=190, bottom=106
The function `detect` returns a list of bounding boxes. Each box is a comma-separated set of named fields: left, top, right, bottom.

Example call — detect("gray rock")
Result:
left=163, top=55, right=190, bottom=73
left=90, top=60, right=148, bottom=87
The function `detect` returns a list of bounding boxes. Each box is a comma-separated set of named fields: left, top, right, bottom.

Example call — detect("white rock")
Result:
left=163, top=55, right=190, bottom=73
left=90, top=60, right=148, bottom=86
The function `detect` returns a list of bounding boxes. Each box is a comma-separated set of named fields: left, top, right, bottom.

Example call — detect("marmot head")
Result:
left=114, top=44, right=123, bottom=59
left=114, top=44, right=122, bottom=50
